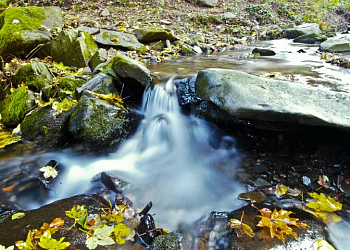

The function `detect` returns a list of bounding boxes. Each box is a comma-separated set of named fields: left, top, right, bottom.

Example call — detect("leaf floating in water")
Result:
left=312, top=239, right=336, bottom=250
left=227, top=212, right=255, bottom=238
left=11, top=212, right=25, bottom=220
left=254, top=205, right=309, bottom=242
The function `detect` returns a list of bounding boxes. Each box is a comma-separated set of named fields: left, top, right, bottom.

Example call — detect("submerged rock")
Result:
left=49, top=29, right=98, bottom=68
left=133, top=28, right=177, bottom=43
left=283, top=23, right=321, bottom=39
left=13, top=61, right=53, bottom=100
left=96, top=29, right=148, bottom=52
left=0, top=87, right=35, bottom=127
left=0, top=6, right=63, bottom=60
left=319, top=36, right=350, bottom=52
left=69, top=94, right=141, bottom=151
left=195, top=68, right=350, bottom=130
left=21, top=104, right=74, bottom=148
left=293, top=33, right=327, bottom=44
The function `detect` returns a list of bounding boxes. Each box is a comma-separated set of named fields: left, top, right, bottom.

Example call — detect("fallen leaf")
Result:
left=12, top=212, right=25, bottom=220
left=114, top=223, right=131, bottom=245
left=312, top=239, right=336, bottom=250
left=65, top=205, right=88, bottom=220
left=2, top=185, right=14, bottom=192
left=255, top=206, right=309, bottom=242
left=86, top=226, right=115, bottom=249
left=0, top=244, right=14, bottom=250
left=275, top=184, right=288, bottom=198
left=38, top=231, right=70, bottom=250
left=39, top=166, right=58, bottom=179
left=306, top=193, right=342, bottom=213
left=227, top=214, right=255, bottom=238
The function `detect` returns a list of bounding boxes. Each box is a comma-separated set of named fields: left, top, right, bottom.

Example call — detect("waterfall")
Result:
left=40, top=78, right=243, bottom=229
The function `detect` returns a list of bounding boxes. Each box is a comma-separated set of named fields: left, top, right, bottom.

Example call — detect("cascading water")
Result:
left=3, top=78, right=243, bottom=229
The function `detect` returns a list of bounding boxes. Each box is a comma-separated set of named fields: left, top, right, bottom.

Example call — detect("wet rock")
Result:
left=252, top=48, right=276, bottom=56
left=69, top=94, right=141, bottom=151
left=293, top=33, right=327, bottom=44
left=0, top=6, right=63, bottom=60
left=150, top=232, right=181, bottom=250
left=13, top=61, right=53, bottom=100
left=21, top=104, right=74, bottom=148
left=0, top=87, right=35, bottom=127
left=319, top=36, right=350, bottom=52
left=133, top=28, right=177, bottom=43
left=75, top=73, right=118, bottom=98
left=96, top=29, right=148, bottom=53
left=175, top=75, right=202, bottom=106
left=283, top=23, right=321, bottom=39
left=195, top=68, right=350, bottom=131
left=49, top=29, right=98, bottom=68
left=238, top=191, right=267, bottom=203
left=0, top=194, right=108, bottom=248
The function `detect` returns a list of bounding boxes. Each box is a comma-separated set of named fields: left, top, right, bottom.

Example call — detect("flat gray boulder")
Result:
left=319, top=36, right=350, bottom=52
left=133, top=28, right=177, bottom=43
left=283, top=23, right=321, bottom=39
left=195, top=68, right=350, bottom=130
left=0, top=6, right=63, bottom=60
left=96, top=29, right=147, bottom=52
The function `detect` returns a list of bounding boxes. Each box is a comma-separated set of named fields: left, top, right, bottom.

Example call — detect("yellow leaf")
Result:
left=228, top=218, right=255, bottom=238
left=312, top=239, right=336, bottom=250
left=255, top=206, right=309, bottom=243
left=114, top=223, right=131, bottom=245
left=0, top=131, right=21, bottom=149
left=275, top=184, right=288, bottom=198
left=12, top=212, right=25, bottom=220
left=65, top=205, right=88, bottom=220
left=303, top=208, right=342, bottom=224
left=306, top=193, right=342, bottom=212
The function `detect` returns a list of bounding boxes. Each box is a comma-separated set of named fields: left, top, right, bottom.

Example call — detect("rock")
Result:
left=76, top=26, right=100, bottom=35
left=58, top=76, right=85, bottom=93
left=252, top=48, right=276, bottom=56
left=319, top=36, right=350, bottom=52
left=175, top=75, right=202, bottom=106
left=105, top=54, right=152, bottom=87
left=0, top=6, right=63, bottom=60
left=75, top=73, right=118, bottom=98
left=13, top=61, right=53, bottom=100
left=0, top=194, right=109, bottom=248
left=186, top=0, right=218, bottom=7
left=0, top=87, right=35, bottom=127
left=195, top=69, right=350, bottom=130
left=21, top=104, right=73, bottom=148
left=180, top=44, right=200, bottom=55
left=150, top=232, right=181, bottom=250
left=100, top=8, right=110, bottom=17
left=283, top=23, right=321, bottom=39
left=96, top=29, right=148, bottom=52
left=222, top=12, right=236, bottom=20
left=133, top=28, right=177, bottom=43
left=293, top=33, right=327, bottom=44
left=68, top=94, right=141, bottom=151
left=49, top=29, right=98, bottom=68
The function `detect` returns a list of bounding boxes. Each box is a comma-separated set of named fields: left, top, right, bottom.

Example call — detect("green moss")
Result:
left=0, top=86, right=35, bottom=127
left=0, top=0, right=9, bottom=8
left=80, top=31, right=98, bottom=62
left=59, top=77, right=85, bottom=92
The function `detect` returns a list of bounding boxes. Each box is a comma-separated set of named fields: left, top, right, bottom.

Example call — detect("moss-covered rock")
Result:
left=69, top=94, right=141, bottom=151
left=0, top=87, right=35, bottom=127
left=106, top=54, right=152, bottom=87
left=13, top=62, right=53, bottom=100
left=133, top=28, right=177, bottom=43
left=58, top=76, right=85, bottom=93
left=96, top=29, right=148, bottom=53
left=150, top=232, right=181, bottom=250
left=293, top=33, right=327, bottom=44
left=0, top=0, right=9, bottom=8
left=0, top=6, right=63, bottom=60
left=75, top=73, right=117, bottom=99
left=319, top=37, right=350, bottom=52
left=21, top=104, right=74, bottom=148
left=49, top=29, right=98, bottom=68
left=283, top=23, right=321, bottom=39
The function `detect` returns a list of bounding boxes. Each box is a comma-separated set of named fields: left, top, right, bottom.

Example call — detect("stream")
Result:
left=1, top=38, right=350, bottom=249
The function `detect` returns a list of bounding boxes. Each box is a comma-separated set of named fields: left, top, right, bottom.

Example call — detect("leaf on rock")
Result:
left=255, top=206, right=309, bottom=243
left=312, top=239, right=336, bottom=250
left=11, top=212, right=25, bottom=220
left=0, top=245, right=14, bottom=250
left=15, top=231, right=36, bottom=250
left=38, top=231, right=70, bottom=250
left=306, top=193, right=342, bottom=213
left=275, top=184, right=288, bottom=198
left=114, top=223, right=132, bottom=245
left=52, top=98, right=77, bottom=115
left=65, top=205, right=88, bottom=220
left=39, top=166, right=58, bottom=179
left=227, top=218, right=255, bottom=238
left=86, top=226, right=115, bottom=250
left=0, top=131, right=21, bottom=149
left=86, top=91, right=127, bottom=111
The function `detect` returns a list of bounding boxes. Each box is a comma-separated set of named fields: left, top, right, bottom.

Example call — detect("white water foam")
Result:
left=47, top=78, right=243, bottom=229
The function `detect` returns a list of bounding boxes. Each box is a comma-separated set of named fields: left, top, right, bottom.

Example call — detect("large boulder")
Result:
left=13, top=61, right=53, bottom=100
left=319, top=36, right=350, bottom=52
left=0, top=6, right=63, bottom=60
left=293, top=33, right=327, bottom=44
left=195, top=69, right=350, bottom=130
left=0, top=87, right=35, bottom=127
left=69, top=94, right=141, bottom=151
left=21, top=104, right=74, bottom=148
left=133, top=28, right=177, bottom=43
left=96, top=29, right=148, bottom=52
left=49, top=29, right=98, bottom=68
left=75, top=73, right=117, bottom=98
left=283, top=23, right=321, bottom=39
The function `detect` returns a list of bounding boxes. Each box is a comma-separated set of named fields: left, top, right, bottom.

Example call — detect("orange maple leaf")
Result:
left=255, top=205, right=309, bottom=242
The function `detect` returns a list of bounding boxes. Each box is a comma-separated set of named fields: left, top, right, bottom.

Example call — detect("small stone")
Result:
left=252, top=48, right=276, bottom=56
left=193, top=45, right=202, bottom=54
left=100, top=8, right=110, bottom=17
left=238, top=191, right=266, bottom=203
